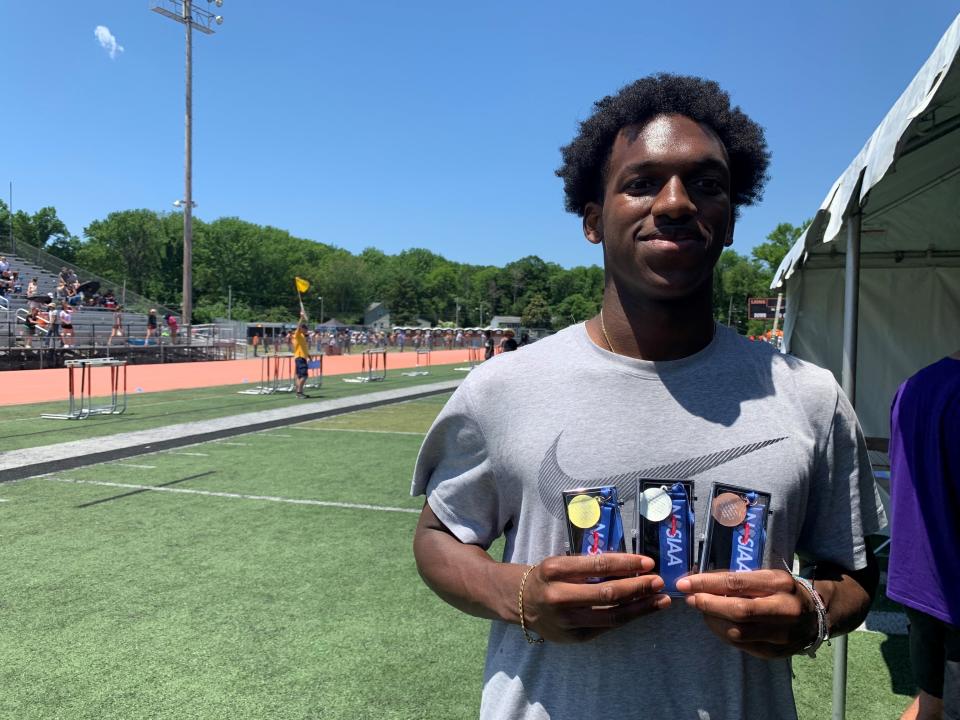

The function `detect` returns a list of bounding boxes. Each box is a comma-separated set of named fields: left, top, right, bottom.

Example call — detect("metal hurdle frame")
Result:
left=42, top=358, right=128, bottom=420
left=305, top=355, right=323, bottom=390
left=344, top=349, right=387, bottom=383
left=416, top=348, right=431, bottom=368
left=272, top=353, right=298, bottom=393
left=238, top=353, right=282, bottom=395
left=457, top=343, right=484, bottom=372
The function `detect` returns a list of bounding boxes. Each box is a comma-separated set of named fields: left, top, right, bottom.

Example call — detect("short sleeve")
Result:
left=410, top=383, right=506, bottom=549
left=797, top=386, right=887, bottom=570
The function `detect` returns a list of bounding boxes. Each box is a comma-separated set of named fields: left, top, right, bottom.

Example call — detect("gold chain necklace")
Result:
left=599, top=309, right=616, bottom=354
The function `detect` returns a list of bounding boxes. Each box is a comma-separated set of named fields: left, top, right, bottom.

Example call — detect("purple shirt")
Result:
left=886, top=356, right=960, bottom=625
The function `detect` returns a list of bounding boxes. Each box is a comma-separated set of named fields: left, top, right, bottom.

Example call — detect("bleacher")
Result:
left=0, top=248, right=237, bottom=370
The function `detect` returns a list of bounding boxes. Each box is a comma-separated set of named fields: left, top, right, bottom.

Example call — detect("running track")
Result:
left=1, top=349, right=471, bottom=406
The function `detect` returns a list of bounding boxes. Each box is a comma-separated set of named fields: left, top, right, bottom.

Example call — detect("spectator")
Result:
left=398, top=329, right=406, bottom=352
left=165, top=313, right=179, bottom=343
left=887, top=353, right=960, bottom=720
left=483, top=329, right=495, bottom=360
left=108, top=306, right=124, bottom=346
left=45, top=303, right=60, bottom=347
left=22, top=306, right=41, bottom=348
left=519, top=332, right=531, bottom=347
left=0, top=256, right=9, bottom=275
left=146, top=309, right=158, bottom=342
left=59, top=301, right=75, bottom=348
left=500, top=328, right=518, bottom=352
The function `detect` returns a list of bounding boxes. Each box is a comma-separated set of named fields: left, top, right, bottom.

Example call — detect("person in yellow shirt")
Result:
left=292, top=314, right=311, bottom=398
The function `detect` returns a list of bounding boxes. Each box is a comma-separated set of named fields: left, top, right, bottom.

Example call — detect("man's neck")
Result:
left=592, top=283, right=716, bottom=361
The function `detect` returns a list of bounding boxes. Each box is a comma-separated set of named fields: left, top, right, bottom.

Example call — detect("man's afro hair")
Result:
left=556, top=73, right=770, bottom=216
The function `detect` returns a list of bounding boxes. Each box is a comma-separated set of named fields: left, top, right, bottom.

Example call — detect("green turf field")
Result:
left=0, top=363, right=469, bottom=453
left=0, top=395, right=914, bottom=719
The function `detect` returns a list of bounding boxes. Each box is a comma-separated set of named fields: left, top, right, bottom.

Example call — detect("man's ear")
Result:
left=724, top=214, right=736, bottom=247
left=583, top=202, right=603, bottom=245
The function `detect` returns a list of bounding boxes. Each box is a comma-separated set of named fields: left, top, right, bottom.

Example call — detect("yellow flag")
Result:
left=295, top=277, right=310, bottom=294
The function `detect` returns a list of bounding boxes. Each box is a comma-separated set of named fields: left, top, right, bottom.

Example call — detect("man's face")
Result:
left=583, top=114, right=734, bottom=301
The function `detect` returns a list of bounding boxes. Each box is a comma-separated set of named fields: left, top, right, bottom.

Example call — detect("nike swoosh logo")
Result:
left=537, top=433, right=787, bottom=519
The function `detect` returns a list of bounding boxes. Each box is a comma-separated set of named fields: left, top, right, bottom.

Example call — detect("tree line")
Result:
left=0, top=201, right=806, bottom=333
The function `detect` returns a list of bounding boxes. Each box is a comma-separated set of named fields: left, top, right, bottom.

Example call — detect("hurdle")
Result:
left=456, top=344, right=484, bottom=372
left=42, top=358, right=128, bottom=420
left=305, top=356, right=323, bottom=390
left=272, top=353, right=298, bottom=394
left=239, top=354, right=278, bottom=394
left=416, top=349, right=431, bottom=368
left=343, top=349, right=387, bottom=383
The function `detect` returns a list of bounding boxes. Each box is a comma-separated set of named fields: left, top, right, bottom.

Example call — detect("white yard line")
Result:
left=0, top=498, right=9, bottom=502
left=292, top=426, right=425, bottom=436
left=109, top=463, right=156, bottom=470
left=167, top=452, right=209, bottom=457
left=45, top=477, right=420, bottom=514
left=218, top=442, right=250, bottom=447
left=261, top=433, right=293, bottom=438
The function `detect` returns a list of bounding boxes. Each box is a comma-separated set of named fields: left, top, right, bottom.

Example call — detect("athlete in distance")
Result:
left=412, top=74, right=881, bottom=719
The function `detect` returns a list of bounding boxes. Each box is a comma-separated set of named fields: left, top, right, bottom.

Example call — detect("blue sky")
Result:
left=2, top=1, right=958, bottom=269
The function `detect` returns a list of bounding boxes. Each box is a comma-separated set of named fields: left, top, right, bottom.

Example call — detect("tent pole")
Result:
left=833, top=210, right=861, bottom=720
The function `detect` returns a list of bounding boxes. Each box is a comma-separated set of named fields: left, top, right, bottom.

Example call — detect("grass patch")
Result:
left=0, top=396, right=912, bottom=719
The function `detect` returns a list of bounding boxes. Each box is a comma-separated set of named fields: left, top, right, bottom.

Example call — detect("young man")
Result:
left=887, top=353, right=960, bottom=720
left=412, top=74, right=884, bottom=720
left=292, top=315, right=311, bottom=399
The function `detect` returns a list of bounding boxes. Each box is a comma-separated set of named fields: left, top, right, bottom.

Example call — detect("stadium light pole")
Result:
left=151, top=0, right=223, bottom=334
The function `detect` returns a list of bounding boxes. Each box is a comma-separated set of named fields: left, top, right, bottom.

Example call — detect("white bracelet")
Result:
left=792, top=574, right=829, bottom=657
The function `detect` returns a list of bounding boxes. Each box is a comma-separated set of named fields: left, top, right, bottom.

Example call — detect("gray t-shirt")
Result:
left=412, top=323, right=884, bottom=720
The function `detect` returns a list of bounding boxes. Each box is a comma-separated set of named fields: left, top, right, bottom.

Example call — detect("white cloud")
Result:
left=94, top=25, right=124, bottom=60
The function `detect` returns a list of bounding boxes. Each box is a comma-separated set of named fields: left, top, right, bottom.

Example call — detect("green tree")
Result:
left=751, top=220, right=810, bottom=275
left=552, top=292, right=598, bottom=330
left=80, top=210, right=166, bottom=296
left=521, top=293, right=551, bottom=327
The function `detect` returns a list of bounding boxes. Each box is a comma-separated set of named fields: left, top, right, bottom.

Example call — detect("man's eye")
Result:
left=626, top=178, right=657, bottom=192
left=695, top=178, right=726, bottom=193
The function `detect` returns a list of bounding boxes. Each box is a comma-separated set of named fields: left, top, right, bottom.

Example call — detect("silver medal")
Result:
left=638, top=486, right=672, bottom=522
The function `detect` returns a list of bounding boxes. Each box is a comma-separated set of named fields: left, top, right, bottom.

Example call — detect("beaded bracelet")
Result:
left=793, top=574, right=829, bottom=657
left=518, top=564, right=544, bottom=644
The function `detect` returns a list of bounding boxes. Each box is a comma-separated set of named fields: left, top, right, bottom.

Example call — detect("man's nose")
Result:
left=651, top=176, right=696, bottom=220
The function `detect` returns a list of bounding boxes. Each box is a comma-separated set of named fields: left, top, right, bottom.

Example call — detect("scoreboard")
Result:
left=747, top=297, right=785, bottom=320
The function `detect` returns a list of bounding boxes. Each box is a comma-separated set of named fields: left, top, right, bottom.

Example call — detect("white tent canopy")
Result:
left=772, top=13, right=960, bottom=438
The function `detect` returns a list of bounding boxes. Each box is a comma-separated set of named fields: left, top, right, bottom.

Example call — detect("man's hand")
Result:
left=521, top=553, right=669, bottom=643
left=676, top=570, right=818, bottom=659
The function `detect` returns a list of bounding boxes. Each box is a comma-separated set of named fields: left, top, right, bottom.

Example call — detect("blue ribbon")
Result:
left=578, top=486, right=624, bottom=556
left=658, top=483, right=692, bottom=592
left=730, top=493, right=766, bottom=572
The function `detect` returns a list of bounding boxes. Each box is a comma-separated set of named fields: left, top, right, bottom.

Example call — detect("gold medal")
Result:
left=638, top=486, right=673, bottom=522
left=567, top=494, right=601, bottom=529
left=711, top=492, right=748, bottom=527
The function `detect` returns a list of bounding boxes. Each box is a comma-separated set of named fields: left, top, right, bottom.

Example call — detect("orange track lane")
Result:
left=0, top=350, right=471, bottom=406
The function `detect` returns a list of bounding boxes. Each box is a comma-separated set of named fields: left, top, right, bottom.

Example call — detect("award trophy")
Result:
left=700, top=483, right=771, bottom=573
left=635, top=480, right=695, bottom=595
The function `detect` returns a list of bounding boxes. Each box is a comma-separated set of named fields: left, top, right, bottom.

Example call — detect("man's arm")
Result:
left=676, top=547, right=879, bottom=658
left=413, top=502, right=670, bottom=643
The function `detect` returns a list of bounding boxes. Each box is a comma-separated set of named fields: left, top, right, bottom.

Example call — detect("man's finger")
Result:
left=543, top=574, right=665, bottom=609
left=684, top=592, right=803, bottom=623
left=540, top=553, right=655, bottom=582
left=703, top=616, right=794, bottom=645
left=561, top=594, right=671, bottom=628
left=676, top=570, right=796, bottom=597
